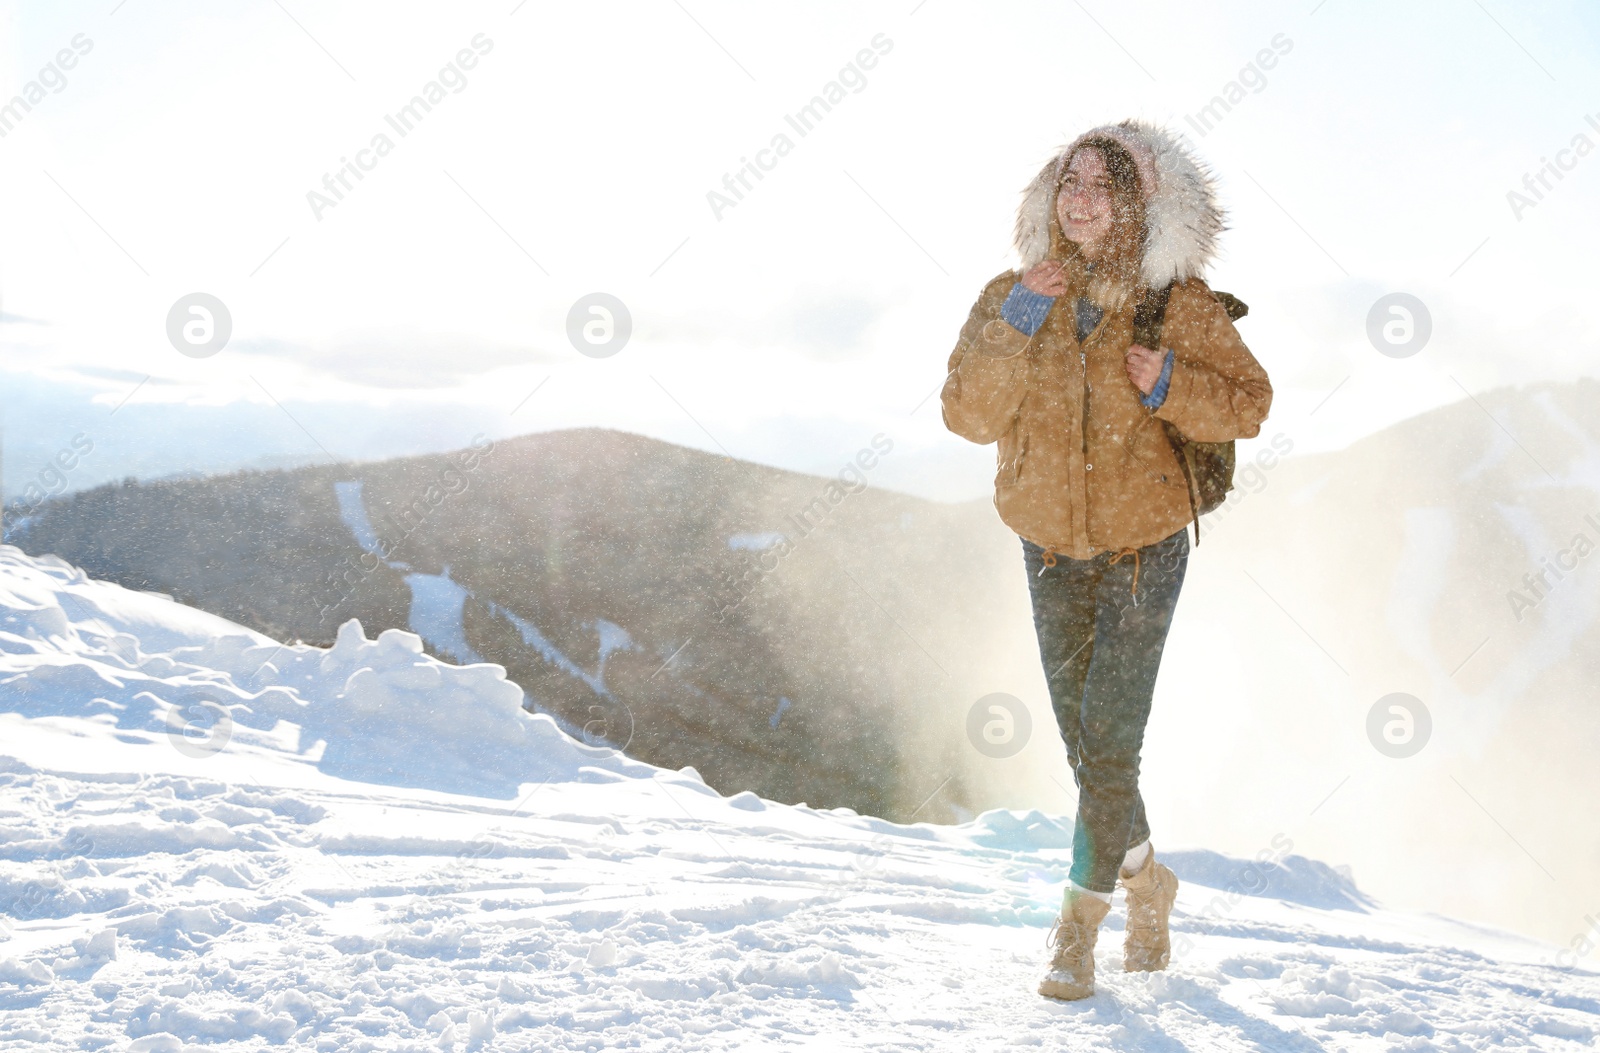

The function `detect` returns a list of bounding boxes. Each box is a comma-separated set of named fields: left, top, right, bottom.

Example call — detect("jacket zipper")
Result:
left=1078, top=305, right=1111, bottom=466
left=1080, top=344, right=1090, bottom=463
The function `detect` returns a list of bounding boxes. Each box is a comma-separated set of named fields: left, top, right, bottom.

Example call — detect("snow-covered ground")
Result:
left=1, top=545, right=1597, bottom=1052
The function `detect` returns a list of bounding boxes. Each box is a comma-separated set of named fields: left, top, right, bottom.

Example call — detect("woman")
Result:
left=940, top=120, right=1271, bottom=1000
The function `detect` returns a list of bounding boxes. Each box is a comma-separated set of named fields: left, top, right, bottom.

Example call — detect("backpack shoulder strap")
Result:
left=1133, top=281, right=1251, bottom=549
left=1131, top=281, right=1175, bottom=352
left=1135, top=282, right=1250, bottom=346
left=1132, top=281, right=1203, bottom=545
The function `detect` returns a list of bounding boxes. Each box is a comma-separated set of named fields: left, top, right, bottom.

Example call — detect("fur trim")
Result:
left=1013, top=120, right=1224, bottom=289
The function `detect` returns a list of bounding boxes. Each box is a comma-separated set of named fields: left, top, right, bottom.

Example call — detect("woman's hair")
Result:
left=1057, top=136, right=1148, bottom=311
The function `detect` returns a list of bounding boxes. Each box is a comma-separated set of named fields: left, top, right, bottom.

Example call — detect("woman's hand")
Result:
left=1125, top=344, right=1164, bottom=396
left=1021, top=260, right=1068, bottom=297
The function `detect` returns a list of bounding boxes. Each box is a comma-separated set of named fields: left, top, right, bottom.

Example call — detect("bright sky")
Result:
left=2, top=0, right=1597, bottom=500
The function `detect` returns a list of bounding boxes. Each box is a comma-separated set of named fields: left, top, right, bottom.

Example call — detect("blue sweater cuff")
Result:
left=1141, top=349, right=1175, bottom=409
left=1000, top=282, right=1055, bottom=336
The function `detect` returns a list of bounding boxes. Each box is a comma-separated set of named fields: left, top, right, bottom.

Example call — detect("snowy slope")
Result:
left=1, top=546, right=1597, bottom=1052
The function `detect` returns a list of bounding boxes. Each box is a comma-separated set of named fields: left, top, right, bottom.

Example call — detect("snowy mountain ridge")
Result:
left=1, top=544, right=1596, bottom=1051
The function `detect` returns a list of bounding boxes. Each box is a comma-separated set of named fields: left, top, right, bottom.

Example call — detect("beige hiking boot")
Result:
left=1037, top=888, right=1111, bottom=1000
left=1120, top=848, right=1179, bottom=972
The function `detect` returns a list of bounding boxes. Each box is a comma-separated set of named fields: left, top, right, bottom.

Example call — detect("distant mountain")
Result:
left=6, top=427, right=1024, bottom=821
left=1138, top=376, right=1600, bottom=950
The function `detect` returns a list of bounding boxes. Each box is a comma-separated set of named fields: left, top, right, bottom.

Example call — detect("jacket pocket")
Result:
left=996, top=429, right=1029, bottom=487
left=1134, top=419, right=1188, bottom=491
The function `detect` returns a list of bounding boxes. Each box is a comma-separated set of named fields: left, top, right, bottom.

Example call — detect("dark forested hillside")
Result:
left=8, top=427, right=1023, bottom=820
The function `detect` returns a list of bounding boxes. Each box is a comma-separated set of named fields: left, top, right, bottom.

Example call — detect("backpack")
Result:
left=1130, top=282, right=1249, bottom=546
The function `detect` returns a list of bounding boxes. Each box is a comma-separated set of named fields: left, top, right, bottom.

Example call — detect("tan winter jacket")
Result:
left=941, top=121, right=1272, bottom=561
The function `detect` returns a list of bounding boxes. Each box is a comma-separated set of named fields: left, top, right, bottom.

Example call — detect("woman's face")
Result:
left=1056, top=147, right=1115, bottom=253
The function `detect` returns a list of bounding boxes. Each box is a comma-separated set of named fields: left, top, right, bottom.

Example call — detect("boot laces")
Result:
left=1045, top=914, right=1089, bottom=951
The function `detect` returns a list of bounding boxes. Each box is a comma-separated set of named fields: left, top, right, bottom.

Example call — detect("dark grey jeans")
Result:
left=1022, top=526, right=1189, bottom=893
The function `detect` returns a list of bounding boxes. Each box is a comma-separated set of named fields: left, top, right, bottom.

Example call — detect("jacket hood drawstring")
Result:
left=1110, top=547, right=1141, bottom=606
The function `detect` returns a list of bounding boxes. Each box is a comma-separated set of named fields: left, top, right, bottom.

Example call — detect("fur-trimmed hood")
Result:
left=1013, top=120, right=1224, bottom=289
